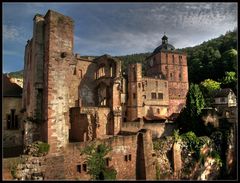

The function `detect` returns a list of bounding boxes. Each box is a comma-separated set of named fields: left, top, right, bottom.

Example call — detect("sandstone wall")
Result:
left=3, top=97, right=23, bottom=147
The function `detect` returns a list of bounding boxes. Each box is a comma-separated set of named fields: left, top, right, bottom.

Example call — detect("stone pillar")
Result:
left=173, top=142, right=182, bottom=178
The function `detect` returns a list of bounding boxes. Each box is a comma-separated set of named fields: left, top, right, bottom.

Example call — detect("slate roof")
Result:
left=152, top=43, right=175, bottom=54
left=212, top=88, right=233, bottom=98
left=3, top=74, right=22, bottom=97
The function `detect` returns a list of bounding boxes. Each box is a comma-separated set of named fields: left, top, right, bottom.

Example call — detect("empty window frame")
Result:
left=6, top=109, right=18, bottom=130
left=83, top=164, right=87, bottom=172
left=124, top=155, right=128, bottom=161
left=158, top=93, right=163, bottom=100
left=128, top=154, right=132, bottom=161
left=77, top=165, right=81, bottom=173
left=138, top=83, right=141, bottom=88
left=151, top=93, right=157, bottom=99
left=133, top=93, right=136, bottom=99
left=105, top=158, right=110, bottom=167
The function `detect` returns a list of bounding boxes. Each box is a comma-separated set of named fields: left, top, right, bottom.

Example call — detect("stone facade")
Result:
left=21, top=10, right=189, bottom=180
left=127, top=36, right=188, bottom=121
left=3, top=75, right=23, bottom=155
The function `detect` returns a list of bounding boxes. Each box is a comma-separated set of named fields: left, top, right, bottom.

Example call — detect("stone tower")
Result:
left=146, top=34, right=189, bottom=116
left=23, top=10, right=74, bottom=154
left=42, top=10, right=74, bottom=154
left=127, top=63, right=143, bottom=121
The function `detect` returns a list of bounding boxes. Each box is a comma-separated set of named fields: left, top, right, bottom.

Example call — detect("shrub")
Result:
left=103, top=167, right=117, bottom=180
left=24, top=141, right=50, bottom=157
left=82, top=143, right=116, bottom=180
left=181, top=131, right=200, bottom=152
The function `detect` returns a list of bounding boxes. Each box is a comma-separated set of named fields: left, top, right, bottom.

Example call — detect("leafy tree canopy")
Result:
left=81, top=143, right=116, bottom=180
left=200, top=79, right=221, bottom=94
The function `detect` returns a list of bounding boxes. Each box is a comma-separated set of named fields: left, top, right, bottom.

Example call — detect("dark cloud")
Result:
left=3, top=2, right=237, bottom=72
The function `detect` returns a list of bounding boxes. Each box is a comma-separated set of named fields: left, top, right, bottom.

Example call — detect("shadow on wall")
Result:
left=78, top=62, right=96, bottom=107
left=136, top=133, right=146, bottom=180
left=106, top=111, right=114, bottom=135
left=146, top=107, right=154, bottom=117
left=3, top=146, right=23, bottom=158
left=69, top=108, right=97, bottom=142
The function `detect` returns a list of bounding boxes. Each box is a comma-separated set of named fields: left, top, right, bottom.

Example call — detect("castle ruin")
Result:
left=21, top=10, right=189, bottom=180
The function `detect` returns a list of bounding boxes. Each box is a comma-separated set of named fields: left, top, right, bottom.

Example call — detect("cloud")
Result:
left=3, top=50, right=21, bottom=56
left=3, top=2, right=237, bottom=72
left=3, top=25, right=19, bottom=40
left=72, top=3, right=236, bottom=55
left=3, top=24, right=31, bottom=43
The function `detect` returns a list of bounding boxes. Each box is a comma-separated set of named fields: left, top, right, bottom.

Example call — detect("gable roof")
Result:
left=3, top=74, right=22, bottom=97
left=212, top=88, right=234, bottom=98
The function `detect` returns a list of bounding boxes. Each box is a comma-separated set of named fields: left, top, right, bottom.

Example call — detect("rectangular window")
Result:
left=78, top=69, right=82, bottom=78
left=179, top=73, right=182, bottom=81
left=106, top=158, right=110, bottom=167
left=151, top=93, right=157, bottom=99
left=220, top=97, right=225, bottom=102
left=138, top=83, right=141, bottom=88
left=143, top=95, right=146, bottom=99
left=158, top=93, right=163, bottom=100
left=156, top=81, right=158, bottom=88
left=73, top=67, right=76, bottom=75
left=133, top=68, right=136, bottom=81
left=77, top=165, right=81, bottom=173
left=128, top=154, right=132, bottom=161
left=125, top=155, right=128, bottom=162
left=133, top=93, right=136, bottom=99
left=157, top=108, right=160, bottom=114
left=170, top=73, right=173, bottom=80
left=83, top=164, right=87, bottom=172
left=7, top=109, right=18, bottom=130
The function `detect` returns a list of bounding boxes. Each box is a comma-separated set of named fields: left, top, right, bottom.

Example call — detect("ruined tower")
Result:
left=23, top=10, right=74, bottom=154
left=127, top=63, right=143, bottom=121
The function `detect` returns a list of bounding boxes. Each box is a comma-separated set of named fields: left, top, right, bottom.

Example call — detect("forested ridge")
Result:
left=7, top=29, right=237, bottom=92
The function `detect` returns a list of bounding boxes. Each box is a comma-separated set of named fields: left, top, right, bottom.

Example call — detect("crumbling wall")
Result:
left=143, top=123, right=176, bottom=139
left=3, top=97, right=23, bottom=148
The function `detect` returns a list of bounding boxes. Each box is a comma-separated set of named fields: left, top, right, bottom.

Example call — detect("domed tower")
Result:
left=145, top=34, right=189, bottom=116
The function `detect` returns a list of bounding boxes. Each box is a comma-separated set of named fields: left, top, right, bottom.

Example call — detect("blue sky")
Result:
left=3, top=2, right=237, bottom=73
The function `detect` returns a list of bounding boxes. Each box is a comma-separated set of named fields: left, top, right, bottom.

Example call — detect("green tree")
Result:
left=221, top=49, right=237, bottom=72
left=221, top=71, right=237, bottom=94
left=186, top=84, right=205, bottom=117
left=200, top=79, right=221, bottom=106
left=177, top=84, right=205, bottom=135
left=82, top=143, right=116, bottom=180
left=200, top=79, right=221, bottom=93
